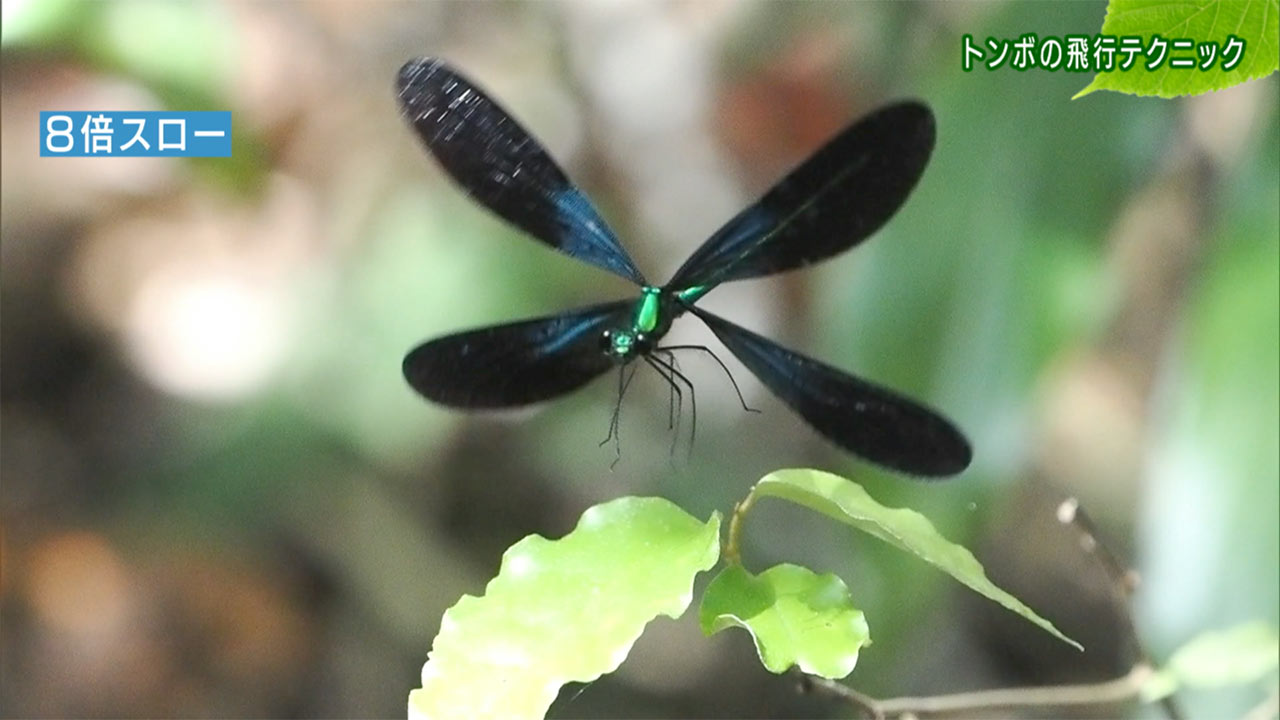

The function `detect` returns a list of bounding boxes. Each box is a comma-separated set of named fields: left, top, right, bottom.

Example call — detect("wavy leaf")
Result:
left=700, top=563, right=870, bottom=679
left=408, top=497, right=721, bottom=720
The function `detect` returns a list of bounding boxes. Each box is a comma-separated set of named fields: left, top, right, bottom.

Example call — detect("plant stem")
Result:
left=1057, top=498, right=1182, bottom=720
left=801, top=663, right=1155, bottom=719
left=724, top=486, right=759, bottom=566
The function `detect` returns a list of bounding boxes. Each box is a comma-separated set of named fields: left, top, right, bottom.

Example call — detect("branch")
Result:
left=1056, top=497, right=1139, bottom=599
left=797, top=497, right=1185, bottom=720
left=799, top=664, right=1155, bottom=719
left=1056, top=498, right=1183, bottom=720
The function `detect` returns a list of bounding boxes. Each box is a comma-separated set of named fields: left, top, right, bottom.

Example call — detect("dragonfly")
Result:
left=396, top=57, right=971, bottom=477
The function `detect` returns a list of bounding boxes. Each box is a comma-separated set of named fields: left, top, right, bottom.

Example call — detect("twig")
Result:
left=1057, top=498, right=1183, bottom=720
left=1056, top=498, right=1139, bottom=598
left=796, top=497, right=1184, bottom=719
left=800, top=663, right=1155, bottom=719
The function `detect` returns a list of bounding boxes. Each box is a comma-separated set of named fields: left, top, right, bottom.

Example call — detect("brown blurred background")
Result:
left=2, top=1, right=1276, bottom=717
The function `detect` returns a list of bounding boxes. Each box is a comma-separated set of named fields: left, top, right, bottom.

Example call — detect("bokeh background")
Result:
left=2, top=1, right=1276, bottom=717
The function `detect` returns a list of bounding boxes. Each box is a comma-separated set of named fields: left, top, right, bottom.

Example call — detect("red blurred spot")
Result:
left=715, top=36, right=857, bottom=192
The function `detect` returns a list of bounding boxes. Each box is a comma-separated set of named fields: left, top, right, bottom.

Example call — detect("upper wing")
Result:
left=397, top=58, right=646, bottom=285
left=403, top=301, right=631, bottom=408
left=691, top=306, right=970, bottom=477
left=667, top=102, right=934, bottom=292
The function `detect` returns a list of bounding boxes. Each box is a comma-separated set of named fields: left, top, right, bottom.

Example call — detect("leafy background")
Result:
left=1, top=1, right=1276, bottom=717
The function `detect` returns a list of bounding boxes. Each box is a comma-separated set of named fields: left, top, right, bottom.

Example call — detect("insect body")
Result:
left=599, top=287, right=675, bottom=362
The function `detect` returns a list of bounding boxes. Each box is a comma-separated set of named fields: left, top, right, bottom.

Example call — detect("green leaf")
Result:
left=408, top=497, right=721, bottom=720
left=1075, top=0, right=1279, bottom=99
left=753, top=469, right=1082, bottom=650
left=699, top=563, right=870, bottom=679
left=1143, top=622, right=1280, bottom=701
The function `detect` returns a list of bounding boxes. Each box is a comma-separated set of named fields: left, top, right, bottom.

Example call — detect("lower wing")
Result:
left=404, top=301, right=631, bottom=408
left=690, top=306, right=971, bottom=477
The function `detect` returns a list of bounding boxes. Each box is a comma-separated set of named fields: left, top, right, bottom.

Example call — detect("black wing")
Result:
left=397, top=58, right=646, bottom=285
left=691, top=306, right=970, bottom=477
left=667, top=102, right=934, bottom=292
left=404, top=301, right=631, bottom=408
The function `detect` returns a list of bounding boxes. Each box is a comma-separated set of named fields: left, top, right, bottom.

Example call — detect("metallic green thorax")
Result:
left=602, top=285, right=692, bottom=362
left=634, top=286, right=662, bottom=332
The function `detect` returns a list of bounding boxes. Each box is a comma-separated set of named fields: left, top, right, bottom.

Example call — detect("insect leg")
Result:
left=644, top=353, right=685, bottom=457
left=647, top=352, right=697, bottom=457
left=660, top=344, right=758, bottom=414
left=599, top=363, right=640, bottom=468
